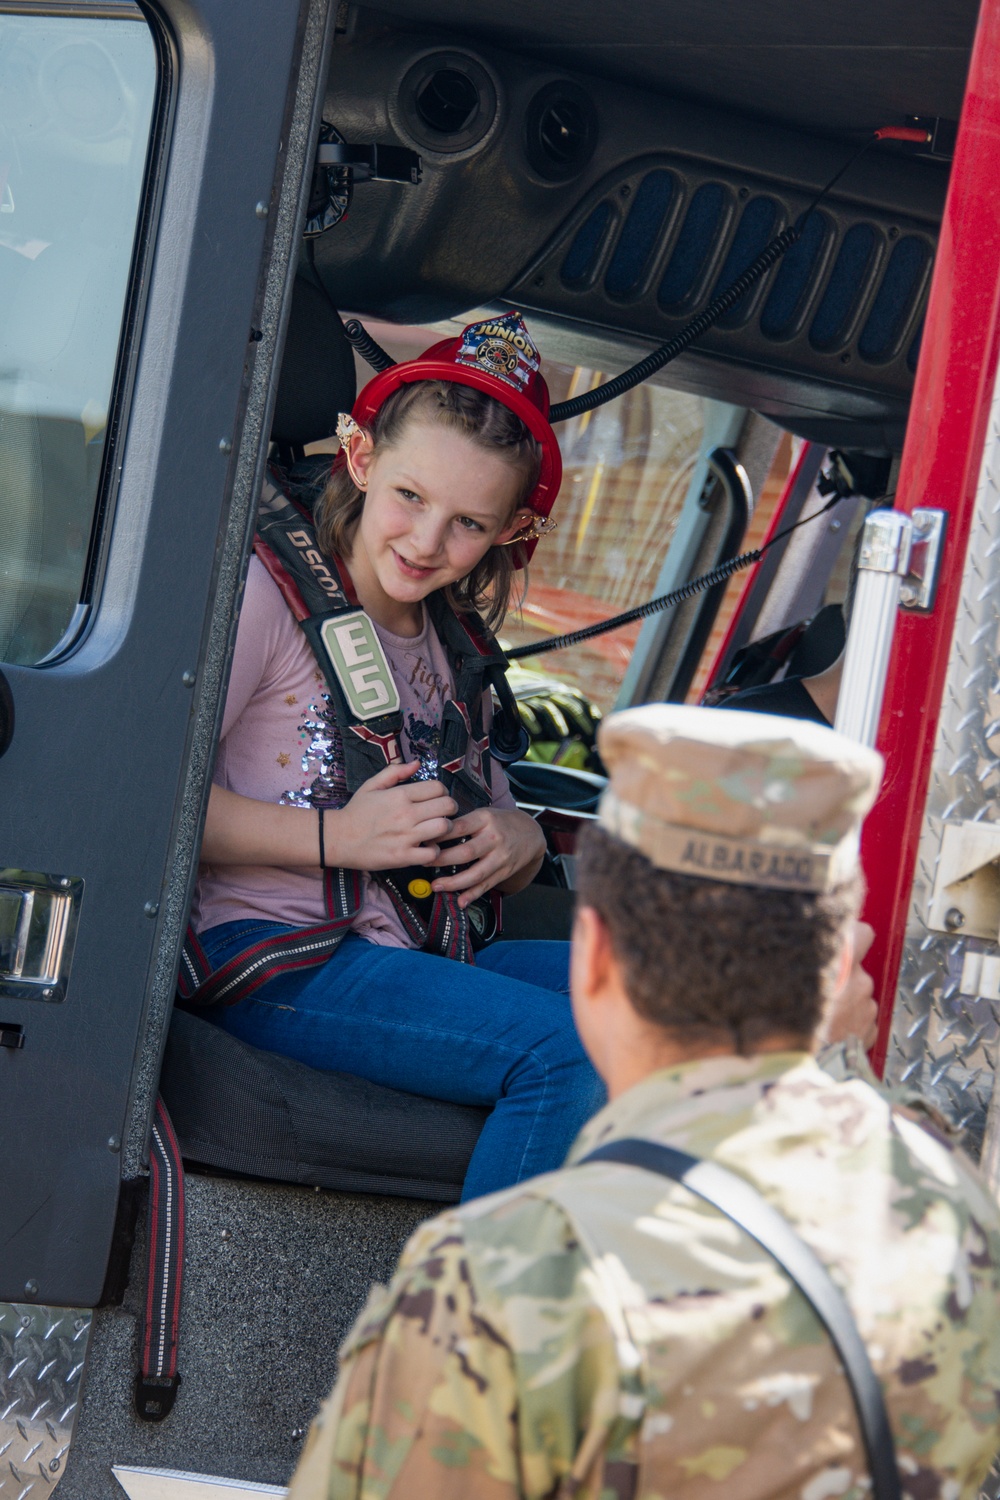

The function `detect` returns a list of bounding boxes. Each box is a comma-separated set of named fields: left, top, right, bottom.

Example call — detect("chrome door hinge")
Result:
left=899, top=507, right=947, bottom=613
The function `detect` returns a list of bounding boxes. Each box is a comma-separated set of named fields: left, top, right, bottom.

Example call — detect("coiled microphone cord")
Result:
left=546, top=126, right=928, bottom=423
left=547, top=226, right=801, bottom=423
left=343, top=318, right=396, bottom=372
left=337, top=125, right=931, bottom=417
left=506, top=491, right=847, bottom=660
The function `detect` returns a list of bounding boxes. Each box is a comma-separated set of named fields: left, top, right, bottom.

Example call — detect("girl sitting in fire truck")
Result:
left=186, top=312, right=605, bottom=1200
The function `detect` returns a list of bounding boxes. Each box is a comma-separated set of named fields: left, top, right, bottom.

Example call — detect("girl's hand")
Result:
left=332, top=761, right=458, bottom=870
left=427, top=807, right=545, bottom=907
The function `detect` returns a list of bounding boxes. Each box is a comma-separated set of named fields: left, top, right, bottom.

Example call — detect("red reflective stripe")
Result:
left=178, top=925, right=212, bottom=998
left=219, top=934, right=351, bottom=1002
left=191, top=921, right=353, bottom=1007
left=327, top=866, right=364, bottom=921
left=453, top=609, right=492, bottom=658
left=333, top=552, right=361, bottom=607
left=142, top=1145, right=160, bottom=1370
left=196, top=929, right=303, bottom=997
left=253, top=537, right=310, bottom=622
left=863, top=0, right=1000, bottom=1074
left=427, top=891, right=472, bottom=964
left=155, top=1100, right=184, bottom=1377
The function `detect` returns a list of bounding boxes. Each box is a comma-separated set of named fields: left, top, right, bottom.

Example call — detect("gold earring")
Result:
left=336, top=412, right=368, bottom=489
left=345, top=454, right=368, bottom=490
left=500, top=515, right=558, bottom=547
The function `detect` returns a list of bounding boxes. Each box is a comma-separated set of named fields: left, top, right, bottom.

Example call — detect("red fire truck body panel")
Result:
left=863, top=0, right=1000, bottom=1072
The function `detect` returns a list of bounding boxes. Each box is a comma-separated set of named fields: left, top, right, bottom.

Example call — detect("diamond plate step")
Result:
left=0, top=1304, right=91, bottom=1498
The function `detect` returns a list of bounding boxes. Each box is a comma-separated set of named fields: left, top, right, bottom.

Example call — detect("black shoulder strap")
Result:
left=580, top=1138, right=902, bottom=1500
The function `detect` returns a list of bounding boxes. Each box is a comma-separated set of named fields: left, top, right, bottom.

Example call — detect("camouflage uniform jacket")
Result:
left=289, top=1051, right=1000, bottom=1500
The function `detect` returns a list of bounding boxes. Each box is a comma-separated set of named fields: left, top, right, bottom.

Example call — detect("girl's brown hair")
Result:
left=315, top=380, right=542, bottom=632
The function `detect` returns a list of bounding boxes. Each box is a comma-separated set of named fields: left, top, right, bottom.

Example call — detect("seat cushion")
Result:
left=160, top=1009, right=488, bottom=1202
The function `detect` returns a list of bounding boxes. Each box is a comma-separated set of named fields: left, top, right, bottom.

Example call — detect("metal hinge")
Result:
left=899, top=507, right=947, bottom=613
left=306, top=123, right=422, bottom=238
left=316, top=141, right=421, bottom=185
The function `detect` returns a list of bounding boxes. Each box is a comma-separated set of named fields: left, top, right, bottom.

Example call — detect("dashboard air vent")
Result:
left=396, top=51, right=498, bottom=157
left=525, top=81, right=598, bottom=181
left=415, top=68, right=480, bottom=136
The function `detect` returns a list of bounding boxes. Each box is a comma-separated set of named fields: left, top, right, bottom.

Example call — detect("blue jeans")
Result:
left=197, top=923, right=606, bottom=1201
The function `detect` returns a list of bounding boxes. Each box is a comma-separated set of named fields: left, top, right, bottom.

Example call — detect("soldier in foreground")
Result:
left=289, top=706, right=1000, bottom=1500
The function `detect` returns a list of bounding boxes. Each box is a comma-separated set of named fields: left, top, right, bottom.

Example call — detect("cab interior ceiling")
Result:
left=303, top=0, right=978, bottom=452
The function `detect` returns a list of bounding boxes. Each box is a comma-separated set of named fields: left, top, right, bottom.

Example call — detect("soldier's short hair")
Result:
left=575, top=824, right=859, bottom=1053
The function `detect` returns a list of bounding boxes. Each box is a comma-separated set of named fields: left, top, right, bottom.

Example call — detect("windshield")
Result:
left=0, top=11, right=157, bottom=665
left=313, top=319, right=800, bottom=714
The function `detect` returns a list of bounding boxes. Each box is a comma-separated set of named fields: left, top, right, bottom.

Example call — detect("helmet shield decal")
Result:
left=454, top=312, right=541, bottom=393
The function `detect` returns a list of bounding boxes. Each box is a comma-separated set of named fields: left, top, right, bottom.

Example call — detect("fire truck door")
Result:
left=0, top=0, right=335, bottom=1307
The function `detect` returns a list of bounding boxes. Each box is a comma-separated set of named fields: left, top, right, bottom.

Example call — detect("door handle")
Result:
left=0, top=669, right=12, bottom=759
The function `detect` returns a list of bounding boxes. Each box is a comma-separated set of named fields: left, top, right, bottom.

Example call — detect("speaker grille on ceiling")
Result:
left=561, top=200, right=614, bottom=285
left=809, top=223, right=879, bottom=350
left=657, top=182, right=731, bottom=310
left=604, top=170, right=676, bottom=298
left=710, top=196, right=781, bottom=328
left=858, top=236, right=931, bottom=363
left=533, top=159, right=932, bottom=396
left=760, top=210, right=831, bottom=340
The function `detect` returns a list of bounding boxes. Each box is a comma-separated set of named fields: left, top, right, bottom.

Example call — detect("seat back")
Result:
left=270, top=275, right=357, bottom=457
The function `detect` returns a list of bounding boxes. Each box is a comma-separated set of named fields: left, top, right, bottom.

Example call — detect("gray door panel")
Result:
left=0, top=0, right=333, bottom=1305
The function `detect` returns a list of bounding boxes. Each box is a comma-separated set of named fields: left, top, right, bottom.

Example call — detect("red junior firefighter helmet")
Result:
left=348, top=311, right=562, bottom=563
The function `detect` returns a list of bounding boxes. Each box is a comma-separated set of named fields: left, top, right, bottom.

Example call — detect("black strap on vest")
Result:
left=252, top=468, right=510, bottom=964
left=135, top=1096, right=185, bottom=1421
left=254, top=470, right=507, bottom=807
left=580, top=1138, right=902, bottom=1500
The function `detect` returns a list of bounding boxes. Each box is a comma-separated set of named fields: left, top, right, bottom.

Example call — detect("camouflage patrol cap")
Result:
left=596, top=704, right=883, bottom=893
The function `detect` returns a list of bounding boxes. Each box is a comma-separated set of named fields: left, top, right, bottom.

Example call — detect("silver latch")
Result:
left=899, top=507, right=947, bottom=613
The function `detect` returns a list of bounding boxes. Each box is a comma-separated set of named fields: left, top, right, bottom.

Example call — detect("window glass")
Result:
left=502, top=365, right=704, bottom=712
left=687, top=431, right=796, bottom=702
left=0, top=11, right=157, bottom=664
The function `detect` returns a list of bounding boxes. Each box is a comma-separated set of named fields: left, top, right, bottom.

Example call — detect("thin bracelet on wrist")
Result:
left=317, top=806, right=326, bottom=868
